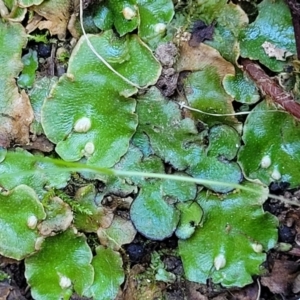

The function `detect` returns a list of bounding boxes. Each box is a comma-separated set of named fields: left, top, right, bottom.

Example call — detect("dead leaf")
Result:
left=0, top=90, right=34, bottom=148
left=0, top=21, right=33, bottom=147
left=284, top=209, right=300, bottom=233
left=261, top=258, right=300, bottom=295
left=121, top=264, right=144, bottom=300
left=32, top=0, right=73, bottom=40
left=0, top=283, right=10, bottom=300
left=0, top=282, right=27, bottom=300
left=175, top=42, right=235, bottom=78
left=293, top=273, right=300, bottom=293
left=25, top=13, right=43, bottom=34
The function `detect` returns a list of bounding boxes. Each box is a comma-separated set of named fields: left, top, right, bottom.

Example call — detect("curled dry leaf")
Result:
left=0, top=21, right=33, bottom=147
left=175, top=41, right=235, bottom=77
left=32, top=0, right=72, bottom=39
left=261, top=259, right=299, bottom=295
left=0, top=90, right=34, bottom=148
left=25, top=13, right=43, bottom=34
left=0, top=282, right=28, bottom=300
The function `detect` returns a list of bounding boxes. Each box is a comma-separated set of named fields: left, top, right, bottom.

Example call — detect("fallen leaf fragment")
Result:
left=32, top=0, right=72, bottom=39
left=0, top=21, right=33, bottom=147
left=0, top=90, right=34, bottom=148
left=185, top=281, right=208, bottom=300
left=293, top=273, right=300, bottom=293
left=25, top=13, right=43, bottom=33
left=0, top=282, right=27, bottom=300
left=261, top=258, right=300, bottom=295
left=176, top=41, right=235, bottom=77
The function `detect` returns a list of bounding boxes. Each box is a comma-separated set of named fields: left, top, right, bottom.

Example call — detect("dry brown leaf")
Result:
left=0, top=90, right=34, bottom=148
left=0, top=283, right=10, bottom=300
left=293, top=273, right=300, bottom=293
left=0, top=22, right=34, bottom=147
left=0, top=282, right=28, bottom=300
left=25, top=13, right=43, bottom=34
left=32, top=0, right=72, bottom=40
left=175, top=42, right=235, bottom=78
left=261, top=258, right=300, bottom=295
left=121, top=264, right=144, bottom=300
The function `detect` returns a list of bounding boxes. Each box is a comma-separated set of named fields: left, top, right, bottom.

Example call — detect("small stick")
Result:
left=241, top=58, right=300, bottom=120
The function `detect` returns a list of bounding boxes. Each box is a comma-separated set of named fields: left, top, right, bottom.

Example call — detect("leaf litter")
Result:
left=1, top=0, right=300, bottom=299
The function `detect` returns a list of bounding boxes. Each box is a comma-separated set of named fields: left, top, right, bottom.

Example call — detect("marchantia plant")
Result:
left=0, top=0, right=299, bottom=299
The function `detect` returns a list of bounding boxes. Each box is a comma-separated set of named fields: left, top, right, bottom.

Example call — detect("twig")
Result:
left=241, top=58, right=300, bottom=119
